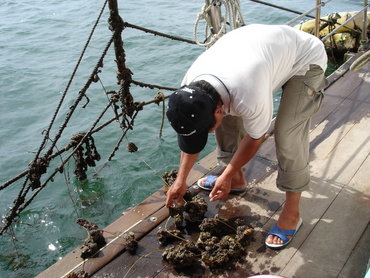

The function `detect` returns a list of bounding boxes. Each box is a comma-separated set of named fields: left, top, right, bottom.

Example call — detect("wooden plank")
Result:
left=239, top=177, right=344, bottom=276
left=240, top=115, right=369, bottom=276
left=311, top=69, right=365, bottom=131
left=281, top=183, right=370, bottom=277
left=347, top=152, right=370, bottom=195
left=338, top=222, right=370, bottom=278
left=337, top=155, right=370, bottom=277
left=189, top=150, right=218, bottom=185
left=244, top=153, right=278, bottom=186
left=311, top=84, right=370, bottom=149
left=308, top=63, right=370, bottom=183
left=281, top=186, right=370, bottom=277
left=310, top=113, right=370, bottom=185
left=75, top=206, right=169, bottom=276
left=91, top=209, right=169, bottom=278
left=312, top=54, right=364, bottom=121
left=279, top=119, right=370, bottom=277
left=117, top=170, right=347, bottom=277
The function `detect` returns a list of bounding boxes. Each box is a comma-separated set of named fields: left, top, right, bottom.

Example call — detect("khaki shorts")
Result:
left=215, top=64, right=326, bottom=192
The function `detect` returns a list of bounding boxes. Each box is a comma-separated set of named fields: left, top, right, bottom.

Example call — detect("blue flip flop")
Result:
left=197, top=175, right=247, bottom=194
left=265, top=218, right=303, bottom=249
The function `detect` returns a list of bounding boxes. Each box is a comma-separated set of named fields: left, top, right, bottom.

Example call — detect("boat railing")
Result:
left=320, top=5, right=369, bottom=43
left=255, top=0, right=369, bottom=51
left=284, top=0, right=332, bottom=27
left=291, top=0, right=369, bottom=48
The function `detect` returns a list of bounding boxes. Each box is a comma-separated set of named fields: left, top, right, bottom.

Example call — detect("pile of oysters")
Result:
left=158, top=193, right=254, bottom=270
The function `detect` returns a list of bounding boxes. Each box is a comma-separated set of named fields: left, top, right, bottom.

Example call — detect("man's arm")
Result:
left=165, top=151, right=199, bottom=207
left=209, top=134, right=265, bottom=201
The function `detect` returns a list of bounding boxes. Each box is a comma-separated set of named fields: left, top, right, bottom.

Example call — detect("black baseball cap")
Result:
left=166, top=83, right=218, bottom=154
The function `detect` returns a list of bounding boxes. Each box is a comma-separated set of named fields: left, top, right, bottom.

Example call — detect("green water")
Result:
left=0, top=0, right=363, bottom=277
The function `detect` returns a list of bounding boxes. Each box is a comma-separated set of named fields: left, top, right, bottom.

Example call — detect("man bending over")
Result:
left=165, top=24, right=327, bottom=249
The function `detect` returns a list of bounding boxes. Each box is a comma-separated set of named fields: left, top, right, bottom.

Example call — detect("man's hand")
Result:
left=165, top=180, right=187, bottom=207
left=165, top=151, right=199, bottom=207
left=209, top=174, right=232, bottom=201
left=209, top=134, right=265, bottom=202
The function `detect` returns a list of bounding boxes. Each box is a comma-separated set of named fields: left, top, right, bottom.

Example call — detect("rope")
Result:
left=0, top=171, right=28, bottom=190
left=0, top=35, right=114, bottom=235
left=107, top=110, right=140, bottom=161
left=34, top=0, right=108, bottom=161
left=0, top=98, right=115, bottom=235
left=44, top=35, right=114, bottom=162
left=131, top=80, right=176, bottom=91
left=193, top=0, right=244, bottom=47
left=14, top=0, right=111, bottom=200
left=123, top=21, right=197, bottom=45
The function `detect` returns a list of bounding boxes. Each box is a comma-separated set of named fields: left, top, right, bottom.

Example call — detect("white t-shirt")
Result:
left=181, top=24, right=328, bottom=139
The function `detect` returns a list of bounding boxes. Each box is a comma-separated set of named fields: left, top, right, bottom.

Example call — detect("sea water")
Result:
left=0, top=0, right=363, bottom=277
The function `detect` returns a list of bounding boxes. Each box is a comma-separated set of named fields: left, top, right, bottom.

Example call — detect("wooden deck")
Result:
left=37, top=54, right=370, bottom=278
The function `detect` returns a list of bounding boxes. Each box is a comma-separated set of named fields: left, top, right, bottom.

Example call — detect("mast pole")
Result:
left=206, top=0, right=222, bottom=34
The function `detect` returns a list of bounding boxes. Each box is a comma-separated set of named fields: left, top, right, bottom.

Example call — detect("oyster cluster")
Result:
left=77, top=218, right=106, bottom=259
left=184, top=195, right=208, bottom=222
left=160, top=195, right=254, bottom=271
left=66, top=270, right=88, bottom=278
left=197, top=217, right=254, bottom=269
left=168, top=205, right=185, bottom=229
left=123, top=232, right=138, bottom=255
left=168, top=191, right=206, bottom=229
left=200, top=235, right=244, bottom=269
left=162, top=240, right=201, bottom=267
left=157, top=229, right=184, bottom=245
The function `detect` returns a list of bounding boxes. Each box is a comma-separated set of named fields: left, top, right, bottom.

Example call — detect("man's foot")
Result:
left=265, top=217, right=303, bottom=249
left=265, top=199, right=302, bottom=248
